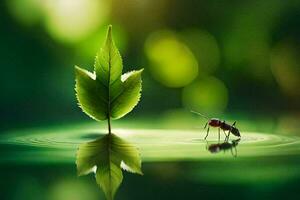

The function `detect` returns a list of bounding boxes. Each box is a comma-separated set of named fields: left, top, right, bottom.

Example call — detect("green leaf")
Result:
left=75, top=25, right=143, bottom=121
left=76, top=134, right=142, bottom=200
left=75, top=25, right=143, bottom=200
left=111, top=69, right=143, bottom=119
left=75, top=66, right=108, bottom=121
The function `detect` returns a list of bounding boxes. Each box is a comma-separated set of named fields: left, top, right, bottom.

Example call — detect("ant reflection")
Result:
left=206, top=138, right=241, bottom=157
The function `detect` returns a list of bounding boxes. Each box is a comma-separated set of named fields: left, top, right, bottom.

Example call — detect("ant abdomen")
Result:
left=231, top=127, right=241, bottom=137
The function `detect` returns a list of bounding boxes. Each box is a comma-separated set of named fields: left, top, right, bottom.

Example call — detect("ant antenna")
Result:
left=190, top=110, right=209, bottom=119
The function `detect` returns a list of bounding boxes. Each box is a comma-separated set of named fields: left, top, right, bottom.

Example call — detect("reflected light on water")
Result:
left=13, top=178, right=43, bottom=200
left=189, top=158, right=300, bottom=184
left=48, top=178, right=101, bottom=200
left=2, top=126, right=300, bottom=163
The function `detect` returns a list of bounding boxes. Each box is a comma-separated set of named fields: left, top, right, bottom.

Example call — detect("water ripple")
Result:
left=1, top=128, right=300, bottom=163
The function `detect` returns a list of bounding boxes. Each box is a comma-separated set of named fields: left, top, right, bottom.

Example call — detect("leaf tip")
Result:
left=106, top=24, right=113, bottom=41
left=138, top=68, right=144, bottom=73
left=137, top=169, right=144, bottom=176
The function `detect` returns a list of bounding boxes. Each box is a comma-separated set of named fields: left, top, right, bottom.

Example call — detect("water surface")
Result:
left=1, top=122, right=300, bottom=199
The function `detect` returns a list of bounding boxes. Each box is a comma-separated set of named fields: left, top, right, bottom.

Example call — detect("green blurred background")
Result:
left=1, top=0, right=300, bottom=132
left=1, top=1, right=300, bottom=200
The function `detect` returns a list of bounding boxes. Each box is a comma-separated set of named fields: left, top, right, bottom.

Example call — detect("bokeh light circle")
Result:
left=145, top=31, right=198, bottom=88
left=181, top=29, right=220, bottom=74
left=271, top=40, right=300, bottom=97
left=76, top=25, right=128, bottom=59
left=43, top=0, right=109, bottom=43
left=6, top=0, right=44, bottom=26
left=182, top=77, right=228, bottom=114
left=6, top=0, right=110, bottom=44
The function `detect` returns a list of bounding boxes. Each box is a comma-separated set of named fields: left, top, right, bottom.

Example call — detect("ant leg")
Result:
left=218, top=128, right=220, bottom=142
left=230, top=147, right=237, bottom=157
left=222, top=130, right=228, bottom=142
left=234, top=146, right=237, bottom=157
left=231, top=146, right=237, bottom=157
left=204, top=122, right=208, bottom=129
left=204, top=127, right=210, bottom=140
left=226, top=131, right=231, bottom=141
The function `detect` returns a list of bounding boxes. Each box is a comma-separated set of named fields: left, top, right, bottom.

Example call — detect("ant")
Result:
left=207, top=138, right=240, bottom=157
left=191, top=110, right=241, bottom=141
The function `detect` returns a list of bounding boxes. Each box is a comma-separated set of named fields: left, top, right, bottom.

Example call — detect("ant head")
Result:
left=232, top=138, right=241, bottom=145
left=209, top=118, right=221, bottom=127
left=231, top=127, right=240, bottom=137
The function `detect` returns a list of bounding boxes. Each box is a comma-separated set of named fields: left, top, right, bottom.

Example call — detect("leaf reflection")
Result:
left=76, top=133, right=142, bottom=200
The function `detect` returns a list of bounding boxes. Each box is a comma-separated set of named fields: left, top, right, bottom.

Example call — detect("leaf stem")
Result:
left=108, top=117, right=111, bottom=134
left=107, top=25, right=112, bottom=135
